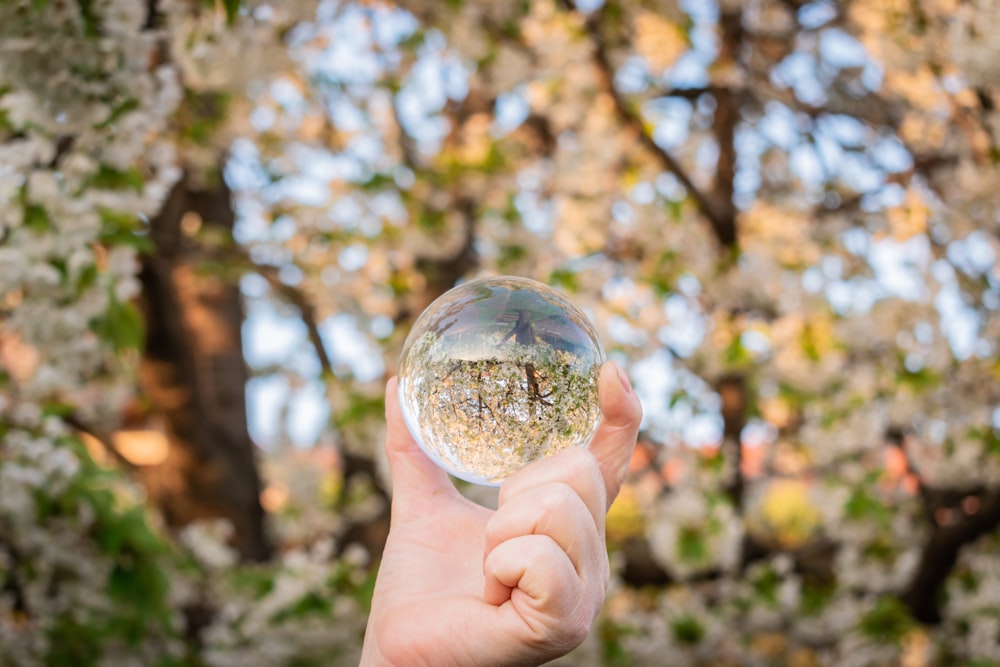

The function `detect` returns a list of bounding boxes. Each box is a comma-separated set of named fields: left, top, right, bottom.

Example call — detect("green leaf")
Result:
left=228, top=565, right=278, bottom=598
left=968, top=426, right=1000, bottom=459
left=723, top=335, right=751, bottom=367
left=92, top=295, right=145, bottom=352
left=670, top=615, right=705, bottom=645
left=96, top=98, right=139, bottom=129
left=352, top=568, right=378, bottom=613
left=800, top=322, right=823, bottom=362
left=70, top=0, right=100, bottom=37
left=35, top=436, right=178, bottom=653
left=46, top=615, right=102, bottom=667
left=548, top=268, right=579, bottom=292
left=897, top=364, right=941, bottom=391
left=334, top=393, right=385, bottom=429
left=273, top=592, right=332, bottom=622
left=600, top=619, right=636, bottom=667
left=863, top=536, right=895, bottom=562
left=182, top=91, right=233, bottom=143
left=752, top=566, right=780, bottom=605
left=95, top=505, right=156, bottom=554
left=858, top=597, right=915, bottom=645
left=77, top=264, right=99, bottom=291
left=417, top=210, right=447, bottom=232
left=844, top=484, right=891, bottom=527
left=677, top=525, right=708, bottom=563
left=477, top=143, right=505, bottom=172
left=106, top=554, right=171, bottom=632
left=498, top=243, right=527, bottom=267
left=223, top=0, right=241, bottom=23
left=360, top=172, right=396, bottom=192
left=99, top=208, right=153, bottom=252
left=666, top=198, right=684, bottom=222
left=800, top=579, right=835, bottom=616
left=41, top=402, right=76, bottom=419
left=88, top=165, right=145, bottom=193
left=24, top=203, right=51, bottom=231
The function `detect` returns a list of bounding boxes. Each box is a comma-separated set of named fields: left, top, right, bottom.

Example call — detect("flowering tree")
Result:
left=2, top=0, right=1000, bottom=665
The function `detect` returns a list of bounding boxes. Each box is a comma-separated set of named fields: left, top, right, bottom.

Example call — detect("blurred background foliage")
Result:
left=2, top=0, right=1000, bottom=664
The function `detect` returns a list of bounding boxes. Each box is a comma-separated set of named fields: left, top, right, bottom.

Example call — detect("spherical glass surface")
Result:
left=398, top=276, right=605, bottom=486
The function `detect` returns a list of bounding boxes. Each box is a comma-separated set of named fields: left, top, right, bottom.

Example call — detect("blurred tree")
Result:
left=3, top=0, right=1000, bottom=665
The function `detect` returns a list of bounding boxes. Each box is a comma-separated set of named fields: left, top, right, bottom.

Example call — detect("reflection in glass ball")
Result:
left=398, top=276, right=605, bottom=486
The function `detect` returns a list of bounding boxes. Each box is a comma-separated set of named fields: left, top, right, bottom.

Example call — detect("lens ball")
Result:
left=398, top=276, right=604, bottom=486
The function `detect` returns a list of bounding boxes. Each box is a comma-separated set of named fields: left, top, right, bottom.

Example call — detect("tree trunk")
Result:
left=138, top=171, right=271, bottom=561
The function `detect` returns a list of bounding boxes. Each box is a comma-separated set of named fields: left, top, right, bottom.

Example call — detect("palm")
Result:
left=372, top=495, right=501, bottom=665
left=382, top=491, right=490, bottom=605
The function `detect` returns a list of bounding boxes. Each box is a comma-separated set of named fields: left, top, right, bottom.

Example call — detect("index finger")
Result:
left=588, top=362, right=643, bottom=508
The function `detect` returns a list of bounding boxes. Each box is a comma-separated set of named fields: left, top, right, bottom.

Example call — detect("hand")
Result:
left=360, top=362, right=643, bottom=667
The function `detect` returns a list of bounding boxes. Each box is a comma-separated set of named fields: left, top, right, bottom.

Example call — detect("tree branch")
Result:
left=706, top=9, right=744, bottom=248
left=900, top=488, right=1000, bottom=623
left=63, top=413, right=137, bottom=472
left=718, top=374, right=748, bottom=510
left=256, top=266, right=335, bottom=378
left=564, top=0, right=737, bottom=249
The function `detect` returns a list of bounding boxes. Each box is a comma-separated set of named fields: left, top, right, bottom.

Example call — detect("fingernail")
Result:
left=615, top=362, right=633, bottom=394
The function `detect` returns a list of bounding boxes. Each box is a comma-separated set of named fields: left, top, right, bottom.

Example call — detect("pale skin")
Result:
left=360, top=362, right=643, bottom=667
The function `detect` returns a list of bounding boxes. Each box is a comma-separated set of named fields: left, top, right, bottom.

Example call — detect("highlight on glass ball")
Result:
left=398, top=276, right=605, bottom=486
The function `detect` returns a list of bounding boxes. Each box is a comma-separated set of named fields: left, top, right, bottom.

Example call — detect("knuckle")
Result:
left=483, top=510, right=517, bottom=548
left=537, top=481, right=576, bottom=512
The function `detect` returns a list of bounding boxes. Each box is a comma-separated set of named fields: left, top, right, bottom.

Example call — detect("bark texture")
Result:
left=138, top=172, right=271, bottom=562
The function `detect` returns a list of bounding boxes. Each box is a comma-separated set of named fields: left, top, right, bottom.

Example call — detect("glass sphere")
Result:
left=398, top=276, right=605, bottom=486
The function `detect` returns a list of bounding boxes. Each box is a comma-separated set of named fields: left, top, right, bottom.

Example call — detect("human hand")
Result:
left=359, top=361, right=643, bottom=667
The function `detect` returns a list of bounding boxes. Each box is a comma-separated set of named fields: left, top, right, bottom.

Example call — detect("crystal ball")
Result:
left=398, top=276, right=605, bottom=486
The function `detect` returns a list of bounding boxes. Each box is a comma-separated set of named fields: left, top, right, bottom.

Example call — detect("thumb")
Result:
left=383, top=376, right=459, bottom=514
left=588, top=361, right=643, bottom=508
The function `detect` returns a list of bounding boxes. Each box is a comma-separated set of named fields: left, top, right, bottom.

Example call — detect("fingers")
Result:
left=383, top=376, right=460, bottom=515
left=484, top=481, right=604, bottom=597
left=487, top=384, right=637, bottom=609
left=499, top=446, right=606, bottom=531
left=486, top=448, right=610, bottom=611
left=484, top=534, right=594, bottom=654
left=588, top=361, right=643, bottom=508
